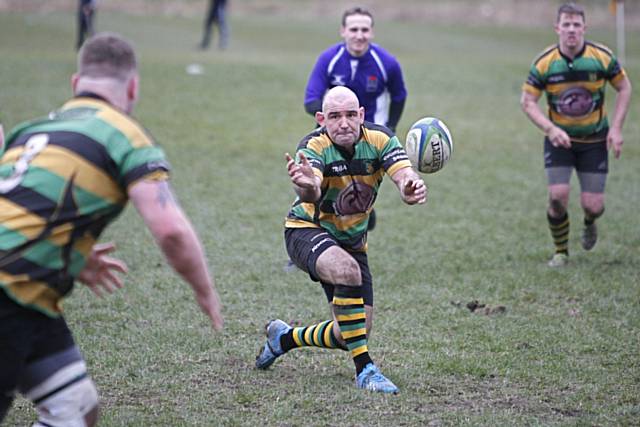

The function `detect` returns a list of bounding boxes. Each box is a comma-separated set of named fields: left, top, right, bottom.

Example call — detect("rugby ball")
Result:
left=404, top=117, right=453, bottom=174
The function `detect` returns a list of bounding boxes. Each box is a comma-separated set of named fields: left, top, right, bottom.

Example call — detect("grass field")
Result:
left=1, top=3, right=639, bottom=426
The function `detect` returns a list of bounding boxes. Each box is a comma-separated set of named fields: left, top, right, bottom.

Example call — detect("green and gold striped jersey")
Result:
left=285, top=122, right=412, bottom=251
left=523, top=41, right=626, bottom=142
left=0, top=94, right=170, bottom=317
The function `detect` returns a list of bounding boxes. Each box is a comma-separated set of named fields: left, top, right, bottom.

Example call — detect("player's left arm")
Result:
left=390, top=166, right=427, bottom=205
left=129, top=179, right=224, bottom=331
left=607, top=75, right=632, bottom=159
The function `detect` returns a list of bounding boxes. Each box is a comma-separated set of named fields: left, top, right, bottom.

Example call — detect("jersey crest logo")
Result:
left=555, top=87, right=595, bottom=118
left=366, top=75, right=378, bottom=92
left=334, top=181, right=374, bottom=216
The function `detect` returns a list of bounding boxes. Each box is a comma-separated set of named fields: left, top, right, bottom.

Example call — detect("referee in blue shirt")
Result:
left=304, top=7, right=407, bottom=133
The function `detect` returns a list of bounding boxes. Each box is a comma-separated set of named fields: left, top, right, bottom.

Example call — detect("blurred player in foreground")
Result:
left=0, top=32, right=223, bottom=425
left=256, top=86, right=426, bottom=394
left=520, top=2, right=631, bottom=267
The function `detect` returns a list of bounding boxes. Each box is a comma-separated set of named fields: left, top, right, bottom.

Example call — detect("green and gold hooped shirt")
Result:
left=523, top=41, right=626, bottom=143
left=0, top=94, right=170, bottom=317
left=285, top=122, right=412, bottom=251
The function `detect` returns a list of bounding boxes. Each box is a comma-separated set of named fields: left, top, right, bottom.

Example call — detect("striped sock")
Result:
left=548, top=212, right=569, bottom=255
left=332, top=285, right=372, bottom=375
left=280, top=320, right=346, bottom=352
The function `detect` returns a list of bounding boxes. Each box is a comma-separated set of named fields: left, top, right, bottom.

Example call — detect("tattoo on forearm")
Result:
left=156, top=182, right=177, bottom=207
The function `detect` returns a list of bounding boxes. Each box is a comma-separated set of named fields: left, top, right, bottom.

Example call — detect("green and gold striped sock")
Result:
left=333, top=285, right=373, bottom=375
left=548, top=212, right=569, bottom=255
left=280, top=320, right=346, bottom=352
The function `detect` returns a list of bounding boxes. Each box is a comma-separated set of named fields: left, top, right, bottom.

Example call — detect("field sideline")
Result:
left=1, top=4, right=639, bottom=426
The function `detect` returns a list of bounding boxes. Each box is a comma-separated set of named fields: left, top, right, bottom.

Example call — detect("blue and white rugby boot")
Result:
left=255, top=319, right=292, bottom=369
left=355, top=363, right=399, bottom=394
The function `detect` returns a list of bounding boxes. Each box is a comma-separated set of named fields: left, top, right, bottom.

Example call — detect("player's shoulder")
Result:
left=297, top=127, right=331, bottom=152
left=363, top=121, right=394, bottom=137
left=585, top=40, right=615, bottom=58
left=369, top=43, right=399, bottom=62
left=362, top=121, right=396, bottom=149
left=531, top=43, right=560, bottom=66
left=318, top=43, right=347, bottom=60
left=65, top=97, right=157, bottom=149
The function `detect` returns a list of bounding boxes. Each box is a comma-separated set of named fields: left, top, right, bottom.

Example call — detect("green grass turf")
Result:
left=1, top=5, right=639, bottom=426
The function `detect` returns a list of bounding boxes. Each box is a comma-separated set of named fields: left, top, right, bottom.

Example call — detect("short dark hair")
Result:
left=557, top=2, right=585, bottom=23
left=78, top=32, right=137, bottom=81
left=342, top=7, right=374, bottom=27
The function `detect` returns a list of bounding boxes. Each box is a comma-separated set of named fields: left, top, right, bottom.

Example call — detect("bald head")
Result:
left=322, top=86, right=360, bottom=114
left=317, top=86, right=364, bottom=151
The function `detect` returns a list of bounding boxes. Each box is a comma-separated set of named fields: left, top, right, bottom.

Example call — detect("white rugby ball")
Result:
left=404, top=117, right=453, bottom=174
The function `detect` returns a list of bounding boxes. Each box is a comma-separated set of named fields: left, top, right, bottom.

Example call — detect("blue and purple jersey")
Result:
left=304, top=43, right=407, bottom=127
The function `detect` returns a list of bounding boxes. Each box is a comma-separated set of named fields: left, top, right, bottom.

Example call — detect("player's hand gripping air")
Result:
left=78, top=242, right=128, bottom=297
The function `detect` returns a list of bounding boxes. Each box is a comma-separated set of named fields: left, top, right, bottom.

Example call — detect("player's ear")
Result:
left=359, top=107, right=365, bottom=122
left=127, top=74, right=139, bottom=104
left=71, top=73, right=80, bottom=94
left=315, top=111, right=326, bottom=126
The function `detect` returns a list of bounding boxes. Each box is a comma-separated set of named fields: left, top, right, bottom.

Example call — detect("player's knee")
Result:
left=548, top=197, right=567, bottom=216
left=335, top=256, right=361, bottom=286
left=27, top=361, right=99, bottom=427
left=581, top=194, right=604, bottom=217
left=583, top=206, right=604, bottom=219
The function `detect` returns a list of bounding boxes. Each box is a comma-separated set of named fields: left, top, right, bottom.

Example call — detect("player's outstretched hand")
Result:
left=285, top=152, right=316, bottom=189
left=78, top=242, right=128, bottom=297
left=194, top=290, right=224, bottom=331
left=403, top=178, right=427, bottom=205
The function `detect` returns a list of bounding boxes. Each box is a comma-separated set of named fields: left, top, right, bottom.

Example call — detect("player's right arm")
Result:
left=128, top=179, right=223, bottom=331
left=520, top=90, right=570, bottom=149
left=285, top=152, right=321, bottom=202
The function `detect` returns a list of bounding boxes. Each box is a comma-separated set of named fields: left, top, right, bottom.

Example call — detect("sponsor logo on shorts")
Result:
left=311, top=237, right=336, bottom=253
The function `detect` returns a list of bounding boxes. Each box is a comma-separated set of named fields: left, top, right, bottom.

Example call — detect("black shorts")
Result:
left=0, top=291, right=77, bottom=397
left=544, top=138, right=608, bottom=174
left=284, top=228, right=374, bottom=306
